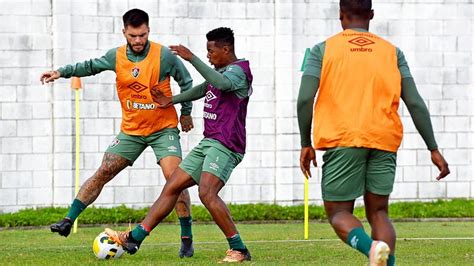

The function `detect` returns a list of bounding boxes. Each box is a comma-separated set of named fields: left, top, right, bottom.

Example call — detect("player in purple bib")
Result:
left=203, top=59, right=252, bottom=154
left=105, top=27, right=253, bottom=263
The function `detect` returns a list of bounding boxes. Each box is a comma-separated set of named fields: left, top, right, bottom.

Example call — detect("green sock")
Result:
left=131, top=224, right=149, bottom=242
left=388, top=254, right=395, bottom=266
left=179, top=216, right=193, bottom=239
left=347, top=227, right=373, bottom=257
left=66, top=199, right=86, bottom=222
left=226, top=233, right=246, bottom=250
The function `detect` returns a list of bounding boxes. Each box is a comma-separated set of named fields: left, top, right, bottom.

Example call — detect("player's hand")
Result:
left=169, top=44, right=194, bottom=61
left=431, top=149, right=450, bottom=180
left=40, top=70, right=60, bottom=84
left=150, top=88, right=173, bottom=107
left=180, top=115, right=194, bottom=132
left=300, top=146, right=317, bottom=179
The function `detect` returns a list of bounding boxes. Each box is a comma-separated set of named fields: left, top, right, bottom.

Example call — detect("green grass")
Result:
left=1, top=199, right=473, bottom=227
left=1, top=221, right=473, bottom=265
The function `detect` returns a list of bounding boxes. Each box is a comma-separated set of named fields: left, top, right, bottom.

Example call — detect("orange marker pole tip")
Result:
left=71, top=77, right=82, bottom=89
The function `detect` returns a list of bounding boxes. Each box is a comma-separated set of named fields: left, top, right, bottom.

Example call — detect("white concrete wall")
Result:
left=0, top=0, right=472, bottom=213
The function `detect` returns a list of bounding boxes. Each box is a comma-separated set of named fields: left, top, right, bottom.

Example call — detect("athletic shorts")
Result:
left=105, top=128, right=182, bottom=165
left=321, top=147, right=397, bottom=201
left=179, top=138, right=244, bottom=184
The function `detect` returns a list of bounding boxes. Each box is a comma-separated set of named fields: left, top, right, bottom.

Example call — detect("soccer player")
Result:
left=39, top=9, right=196, bottom=258
left=297, top=1, right=450, bottom=265
left=105, top=27, right=253, bottom=263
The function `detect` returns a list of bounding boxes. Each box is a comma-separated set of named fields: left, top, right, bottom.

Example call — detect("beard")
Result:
left=127, top=41, right=147, bottom=54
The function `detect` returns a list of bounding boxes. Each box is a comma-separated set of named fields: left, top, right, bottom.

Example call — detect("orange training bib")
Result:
left=115, top=42, right=178, bottom=136
left=313, top=30, right=402, bottom=152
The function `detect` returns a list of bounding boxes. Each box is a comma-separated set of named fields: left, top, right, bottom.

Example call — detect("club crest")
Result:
left=131, top=66, right=140, bottom=78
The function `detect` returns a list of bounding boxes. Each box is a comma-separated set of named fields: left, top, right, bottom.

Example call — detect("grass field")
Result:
left=1, top=221, right=473, bottom=265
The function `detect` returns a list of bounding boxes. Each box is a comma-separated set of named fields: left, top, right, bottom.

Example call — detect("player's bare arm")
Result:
left=430, top=149, right=450, bottom=180
left=299, top=146, right=317, bottom=178
left=179, top=115, right=193, bottom=132
left=40, top=70, right=61, bottom=84
left=150, top=88, right=172, bottom=107
left=169, top=45, right=194, bottom=61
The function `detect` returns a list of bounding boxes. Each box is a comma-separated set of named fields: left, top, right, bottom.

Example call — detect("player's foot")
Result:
left=219, top=249, right=251, bottom=263
left=369, top=240, right=390, bottom=266
left=179, top=237, right=194, bottom=258
left=50, top=217, right=72, bottom=237
left=104, top=228, right=141, bottom=254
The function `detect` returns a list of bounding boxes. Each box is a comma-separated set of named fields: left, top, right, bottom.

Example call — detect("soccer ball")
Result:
left=92, top=231, right=125, bottom=259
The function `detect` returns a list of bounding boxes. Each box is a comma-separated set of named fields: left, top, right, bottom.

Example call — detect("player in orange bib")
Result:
left=297, top=1, right=450, bottom=265
left=40, top=9, right=196, bottom=258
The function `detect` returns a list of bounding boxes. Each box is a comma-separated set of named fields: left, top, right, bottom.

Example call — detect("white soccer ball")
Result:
left=92, top=231, right=125, bottom=259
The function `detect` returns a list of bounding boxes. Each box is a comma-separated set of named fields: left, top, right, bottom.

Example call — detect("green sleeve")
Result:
left=401, top=78, right=438, bottom=151
left=172, top=82, right=207, bottom=104
left=297, top=75, right=320, bottom=147
left=302, top=42, right=325, bottom=78
left=190, top=55, right=232, bottom=89
left=160, top=47, right=193, bottom=116
left=396, top=47, right=412, bottom=79
left=57, top=48, right=116, bottom=78
left=189, top=55, right=249, bottom=98
left=222, top=63, right=249, bottom=98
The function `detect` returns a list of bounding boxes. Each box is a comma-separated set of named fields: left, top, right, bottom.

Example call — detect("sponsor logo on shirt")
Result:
left=126, top=100, right=156, bottom=110
left=131, top=94, right=147, bottom=99
left=348, top=37, right=374, bottom=52
left=205, top=91, right=217, bottom=102
left=203, top=111, right=217, bottom=120
left=131, top=66, right=140, bottom=78
left=127, top=81, right=148, bottom=93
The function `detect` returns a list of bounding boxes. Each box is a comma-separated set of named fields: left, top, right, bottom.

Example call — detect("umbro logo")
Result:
left=348, top=37, right=374, bottom=47
left=205, top=91, right=217, bottom=102
left=128, top=81, right=148, bottom=93
left=348, top=37, right=374, bottom=52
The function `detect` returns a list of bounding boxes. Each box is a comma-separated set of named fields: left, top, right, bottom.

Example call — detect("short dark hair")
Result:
left=123, top=9, right=149, bottom=28
left=340, top=0, right=372, bottom=18
left=206, top=27, right=234, bottom=47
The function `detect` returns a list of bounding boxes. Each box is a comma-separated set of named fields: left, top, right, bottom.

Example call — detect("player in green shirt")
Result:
left=40, top=9, right=195, bottom=258
left=298, top=1, right=450, bottom=265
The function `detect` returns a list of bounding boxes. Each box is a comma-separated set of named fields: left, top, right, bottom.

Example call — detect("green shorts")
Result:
left=179, top=138, right=243, bottom=184
left=321, top=147, right=397, bottom=201
left=105, top=128, right=182, bottom=165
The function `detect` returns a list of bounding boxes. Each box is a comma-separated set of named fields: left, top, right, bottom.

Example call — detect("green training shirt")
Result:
left=173, top=55, right=249, bottom=103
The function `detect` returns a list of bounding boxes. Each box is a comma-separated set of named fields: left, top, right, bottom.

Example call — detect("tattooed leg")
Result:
left=76, top=152, right=130, bottom=206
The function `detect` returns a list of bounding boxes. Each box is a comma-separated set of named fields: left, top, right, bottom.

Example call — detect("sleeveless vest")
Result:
left=314, top=29, right=402, bottom=152
left=203, top=60, right=253, bottom=154
left=115, top=42, right=178, bottom=136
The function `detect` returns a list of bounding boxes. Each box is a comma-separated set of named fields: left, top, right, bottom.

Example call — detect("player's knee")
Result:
left=366, top=207, right=388, bottom=221
left=198, top=187, right=216, bottom=205
left=164, top=178, right=184, bottom=195
left=94, top=166, right=116, bottom=183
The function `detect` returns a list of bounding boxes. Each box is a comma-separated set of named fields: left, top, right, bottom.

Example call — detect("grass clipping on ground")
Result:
left=0, top=199, right=473, bottom=228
